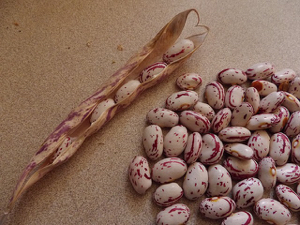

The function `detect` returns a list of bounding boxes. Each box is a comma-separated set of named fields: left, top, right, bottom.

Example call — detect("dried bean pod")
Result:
left=276, top=163, right=300, bottom=185
left=206, top=164, right=232, bottom=197
left=218, top=127, right=251, bottom=143
left=283, top=111, right=300, bottom=138
left=224, top=85, right=245, bottom=110
left=184, top=132, right=202, bottom=164
left=224, top=143, right=254, bottom=160
left=128, top=156, right=152, bottom=194
left=245, top=62, right=275, bottom=80
left=291, top=133, right=300, bottom=164
left=163, top=39, right=195, bottom=63
left=217, top=68, right=247, bottom=85
left=269, top=106, right=290, bottom=133
left=176, top=72, right=202, bottom=90
left=221, top=211, right=254, bottom=225
left=245, top=87, right=260, bottom=113
left=223, top=156, right=258, bottom=180
left=231, top=102, right=254, bottom=127
left=205, top=81, right=225, bottom=110
left=258, top=157, right=277, bottom=190
left=146, top=107, right=179, bottom=128
left=246, top=113, right=280, bottom=131
left=271, top=68, right=296, bottom=85
left=153, top=183, right=183, bottom=207
left=193, top=101, right=215, bottom=121
left=276, top=184, right=300, bottom=212
left=251, top=79, right=277, bottom=96
left=232, top=177, right=264, bottom=209
left=210, top=108, right=232, bottom=133
left=288, top=76, right=300, bottom=99
left=156, top=203, right=190, bottom=225
left=139, top=62, right=167, bottom=83
left=247, top=130, right=270, bottom=161
left=258, top=91, right=285, bottom=113
left=165, top=90, right=198, bottom=111
left=5, top=9, right=209, bottom=215
left=179, top=110, right=210, bottom=133
left=163, top=125, right=188, bottom=157
left=142, top=125, right=163, bottom=160
left=183, top=162, right=208, bottom=200
left=199, top=196, right=236, bottom=219
left=282, top=92, right=300, bottom=112
left=199, top=133, right=224, bottom=165
left=254, top=198, right=291, bottom=225
left=269, top=132, right=291, bottom=166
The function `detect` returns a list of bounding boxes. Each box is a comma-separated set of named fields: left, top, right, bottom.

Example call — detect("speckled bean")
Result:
left=205, top=81, right=225, bottom=110
left=139, top=62, right=167, bottom=83
left=247, top=130, right=270, bottom=161
left=199, top=133, right=224, bottom=165
left=184, top=132, right=202, bottom=164
left=251, top=79, right=278, bottom=96
left=206, top=164, right=232, bottom=197
left=269, top=132, right=291, bottom=166
left=183, top=162, right=208, bottom=200
left=271, top=68, right=296, bottom=85
left=218, top=127, right=251, bottom=143
left=231, top=102, right=254, bottom=127
left=224, top=143, right=254, bottom=160
left=179, top=110, right=210, bottom=133
left=276, top=163, right=300, bottom=185
left=254, top=198, right=291, bottom=225
left=90, top=98, right=116, bottom=123
left=152, top=157, right=187, bottom=183
left=199, top=196, right=236, bottom=219
left=245, top=87, right=260, bottom=113
left=282, top=92, right=300, bottom=112
left=176, top=72, right=202, bottom=90
left=193, top=101, right=216, bottom=121
left=156, top=203, right=190, bottom=225
left=269, top=106, right=290, bottom=133
left=276, top=184, right=300, bottom=212
left=115, top=80, right=141, bottom=103
left=291, top=133, right=300, bottom=164
left=146, top=107, right=179, bottom=128
left=258, top=91, right=285, bottom=113
left=153, top=182, right=183, bottom=207
left=163, top=39, right=195, bottom=63
left=128, top=156, right=152, bottom=194
left=245, top=62, right=275, bottom=80
left=221, top=211, right=254, bottom=225
left=165, top=90, right=198, bottom=111
left=283, top=111, right=300, bottom=138
left=142, top=125, right=163, bottom=160
left=210, top=108, right=232, bottom=133
left=246, top=113, right=280, bottom=131
left=224, top=85, right=245, bottom=110
left=217, top=68, right=247, bottom=85
left=288, top=76, right=300, bottom=99
left=258, top=157, right=277, bottom=190
left=163, top=125, right=188, bottom=157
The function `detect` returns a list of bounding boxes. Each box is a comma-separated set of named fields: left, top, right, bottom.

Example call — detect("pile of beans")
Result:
left=128, top=60, right=300, bottom=225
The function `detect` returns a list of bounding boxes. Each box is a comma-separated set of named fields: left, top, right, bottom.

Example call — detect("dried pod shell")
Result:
left=153, top=183, right=183, bottom=207
left=258, top=157, right=277, bottom=190
left=193, top=101, right=215, bottom=121
left=142, top=125, right=163, bottom=160
left=245, top=87, right=260, bottom=113
left=245, top=62, right=275, bottom=80
left=251, top=79, right=277, bottom=96
left=183, top=162, right=208, bottom=200
left=205, top=81, right=225, bottom=110
left=247, top=130, right=270, bottom=161
left=199, top=133, right=224, bottom=165
left=165, top=90, right=198, bottom=111
left=231, top=102, right=254, bottom=127
left=217, top=68, right=247, bottom=85
left=176, top=72, right=202, bottom=90
left=128, top=156, right=152, bottom=194
left=224, top=85, right=245, bottom=110
left=156, top=203, right=190, bottom=225
left=210, top=108, right=232, bottom=133
left=276, top=184, right=300, bottom=212
left=163, top=125, right=188, bottom=157
left=146, top=107, right=179, bottom=128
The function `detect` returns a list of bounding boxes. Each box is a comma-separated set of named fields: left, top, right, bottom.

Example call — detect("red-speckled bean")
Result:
left=276, top=184, right=300, bottom=212
left=210, top=108, right=231, bottom=133
left=163, top=39, right=195, bottom=63
left=258, top=91, right=285, bottom=113
left=128, top=156, right=152, bottom=194
left=245, top=62, right=275, bottom=80
left=139, top=62, right=167, bottom=83
left=146, top=107, right=179, bottom=128
left=163, top=125, right=188, bottom=157
left=199, top=133, right=224, bottom=165
left=153, top=182, right=183, bottom=207
left=156, top=203, right=190, bottom=225
left=193, top=101, right=216, bottom=121
left=288, top=76, right=300, bottom=99
left=232, top=177, right=264, bottom=209
left=199, top=196, right=236, bottom=219
left=258, top=157, right=277, bottom=190
left=152, top=157, right=187, bottom=183
left=251, top=79, right=277, bottom=96
left=184, top=132, right=202, bottom=164
left=165, top=90, right=198, bottom=111
left=269, top=106, right=290, bottom=133
left=224, top=85, right=245, bottom=110
left=206, top=164, right=232, bottom=197
left=291, top=133, right=300, bottom=164
left=245, top=87, right=260, bottom=114
left=283, top=111, right=300, bottom=138
left=176, top=72, right=202, bottom=90
left=247, top=130, right=270, bottom=161
left=115, top=80, right=141, bottom=103
left=246, top=113, right=280, bottom=130
left=271, top=68, right=296, bottom=85
left=224, top=143, right=254, bottom=160
left=231, top=102, right=254, bottom=127
left=217, top=68, right=247, bottom=85
left=183, top=162, right=208, bottom=200
left=142, top=125, right=163, bottom=160
left=205, top=81, right=225, bottom=110
left=90, top=98, right=115, bottom=123
left=223, top=156, right=258, bottom=180
left=218, top=127, right=251, bottom=143
left=221, top=211, right=254, bottom=225
left=276, top=163, right=300, bottom=185
left=179, top=110, right=210, bottom=133
left=254, top=198, right=291, bottom=225
left=282, top=92, right=300, bottom=112
left=269, top=132, right=291, bottom=166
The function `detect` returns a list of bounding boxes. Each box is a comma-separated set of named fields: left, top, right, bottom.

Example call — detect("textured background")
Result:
left=1, top=0, right=300, bottom=224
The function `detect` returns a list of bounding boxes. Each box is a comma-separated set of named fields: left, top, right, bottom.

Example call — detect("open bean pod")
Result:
left=3, top=9, right=209, bottom=217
